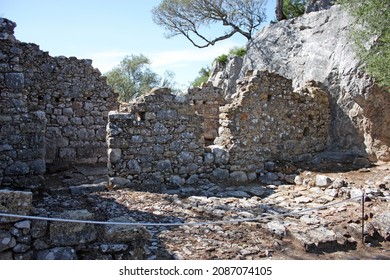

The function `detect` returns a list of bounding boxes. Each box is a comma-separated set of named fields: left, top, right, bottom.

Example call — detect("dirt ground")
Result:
left=37, top=161, right=390, bottom=260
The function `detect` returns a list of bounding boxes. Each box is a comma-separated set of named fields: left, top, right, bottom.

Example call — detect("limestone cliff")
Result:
left=209, top=5, right=390, bottom=161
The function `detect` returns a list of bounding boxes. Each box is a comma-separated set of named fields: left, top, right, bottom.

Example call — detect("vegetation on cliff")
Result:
left=339, top=0, right=390, bottom=88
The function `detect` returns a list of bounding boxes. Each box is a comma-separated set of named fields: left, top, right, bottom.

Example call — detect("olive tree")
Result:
left=152, top=0, right=267, bottom=48
left=106, top=54, right=176, bottom=101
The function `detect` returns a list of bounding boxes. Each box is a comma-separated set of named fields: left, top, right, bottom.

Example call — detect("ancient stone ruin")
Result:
left=0, top=18, right=118, bottom=190
left=107, top=70, right=330, bottom=189
left=1, top=4, right=389, bottom=260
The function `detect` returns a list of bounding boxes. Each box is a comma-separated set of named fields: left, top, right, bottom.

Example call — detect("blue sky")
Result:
left=1, top=0, right=276, bottom=88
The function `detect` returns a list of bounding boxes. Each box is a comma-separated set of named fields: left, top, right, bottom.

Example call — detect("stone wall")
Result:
left=15, top=39, right=118, bottom=165
left=0, top=19, right=46, bottom=189
left=215, top=70, right=330, bottom=170
left=187, top=83, right=226, bottom=145
left=107, top=88, right=206, bottom=189
left=0, top=190, right=149, bottom=260
left=108, top=71, right=330, bottom=188
left=1, top=18, right=117, bottom=189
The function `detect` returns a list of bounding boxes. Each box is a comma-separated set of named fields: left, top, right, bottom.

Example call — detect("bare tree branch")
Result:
left=152, top=0, right=267, bottom=48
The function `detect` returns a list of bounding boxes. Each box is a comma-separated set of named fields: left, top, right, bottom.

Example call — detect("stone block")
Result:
left=14, top=220, right=31, bottom=230
left=103, top=216, right=151, bottom=243
left=156, top=160, right=172, bottom=173
left=264, top=161, right=275, bottom=171
left=49, top=210, right=97, bottom=246
left=0, top=190, right=33, bottom=222
left=230, top=171, right=248, bottom=183
left=108, top=148, right=122, bottom=163
left=0, top=231, right=16, bottom=252
left=31, top=220, right=47, bottom=239
left=59, top=147, right=76, bottom=159
left=5, top=73, right=24, bottom=89
left=315, top=175, right=332, bottom=187
left=157, top=109, right=177, bottom=120
left=127, top=159, right=142, bottom=174
left=204, top=153, right=214, bottom=164
left=29, top=159, right=46, bottom=175
left=186, top=174, right=199, bottom=185
left=170, top=175, right=185, bottom=186
left=212, top=168, right=229, bottom=181
left=178, top=151, right=194, bottom=164
left=35, top=247, right=77, bottom=260
left=4, top=161, right=29, bottom=176
left=109, top=176, right=132, bottom=189
left=210, top=145, right=229, bottom=164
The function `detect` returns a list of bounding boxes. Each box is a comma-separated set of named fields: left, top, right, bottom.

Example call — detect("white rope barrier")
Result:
left=1, top=194, right=383, bottom=227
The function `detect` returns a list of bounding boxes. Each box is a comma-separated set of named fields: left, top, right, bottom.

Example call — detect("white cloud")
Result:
left=147, top=40, right=240, bottom=69
left=87, top=50, right=128, bottom=73
left=86, top=39, right=245, bottom=86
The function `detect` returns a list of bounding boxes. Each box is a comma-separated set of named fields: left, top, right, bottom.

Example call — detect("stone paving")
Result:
left=33, top=162, right=390, bottom=260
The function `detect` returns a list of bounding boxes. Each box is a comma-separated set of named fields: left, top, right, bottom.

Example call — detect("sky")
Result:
left=1, top=0, right=276, bottom=88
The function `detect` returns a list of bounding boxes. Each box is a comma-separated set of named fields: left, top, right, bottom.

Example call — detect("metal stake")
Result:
left=361, top=191, right=365, bottom=244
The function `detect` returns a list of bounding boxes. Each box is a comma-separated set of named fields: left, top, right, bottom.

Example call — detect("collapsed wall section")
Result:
left=215, top=70, right=330, bottom=171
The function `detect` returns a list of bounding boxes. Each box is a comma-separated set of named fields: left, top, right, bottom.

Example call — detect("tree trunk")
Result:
left=276, top=0, right=286, bottom=21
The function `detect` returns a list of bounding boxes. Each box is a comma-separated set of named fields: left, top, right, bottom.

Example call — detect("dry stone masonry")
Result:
left=107, top=70, right=330, bottom=189
left=0, top=18, right=117, bottom=189
left=108, top=88, right=206, bottom=189
left=215, top=71, right=330, bottom=169
left=0, top=190, right=149, bottom=260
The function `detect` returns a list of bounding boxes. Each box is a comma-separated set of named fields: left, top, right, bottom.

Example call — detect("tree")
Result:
left=339, top=0, right=390, bottom=88
left=275, top=0, right=286, bottom=21
left=106, top=54, right=176, bottom=101
left=283, top=0, right=307, bottom=19
left=192, top=66, right=211, bottom=87
left=276, top=0, right=308, bottom=21
left=152, top=0, right=267, bottom=48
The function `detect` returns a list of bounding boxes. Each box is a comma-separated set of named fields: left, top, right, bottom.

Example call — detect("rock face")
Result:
left=210, top=5, right=390, bottom=162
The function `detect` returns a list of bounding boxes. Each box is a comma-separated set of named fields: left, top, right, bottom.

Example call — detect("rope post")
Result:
left=361, top=191, right=365, bottom=244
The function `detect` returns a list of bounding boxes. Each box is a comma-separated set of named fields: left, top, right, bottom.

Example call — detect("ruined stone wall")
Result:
left=0, top=19, right=46, bottom=189
left=18, top=42, right=117, bottom=165
left=215, top=70, right=330, bottom=172
left=107, top=88, right=207, bottom=189
left=187, top=83, right=226, bottom=145
left=1, top=18, right=118, bottom=189
left=0, top=190, right=149, bottom=260
left=108, top=71, right=330, bottom=188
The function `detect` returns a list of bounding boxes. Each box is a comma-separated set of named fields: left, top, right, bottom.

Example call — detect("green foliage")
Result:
left=191, top=66, right=211, bottom=87
left=215, top=46, right=247, bottom=66
left=283, top=0, right=308, bottom=19
left=192, top=45, right=246, bottom=87
left=215, top=54, right=229, bottom=65
left=106, top=54, right=176, bottom=101
left=338, top=0, right=390, bottom=88
left=228, top=46, right=247, bottom=57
